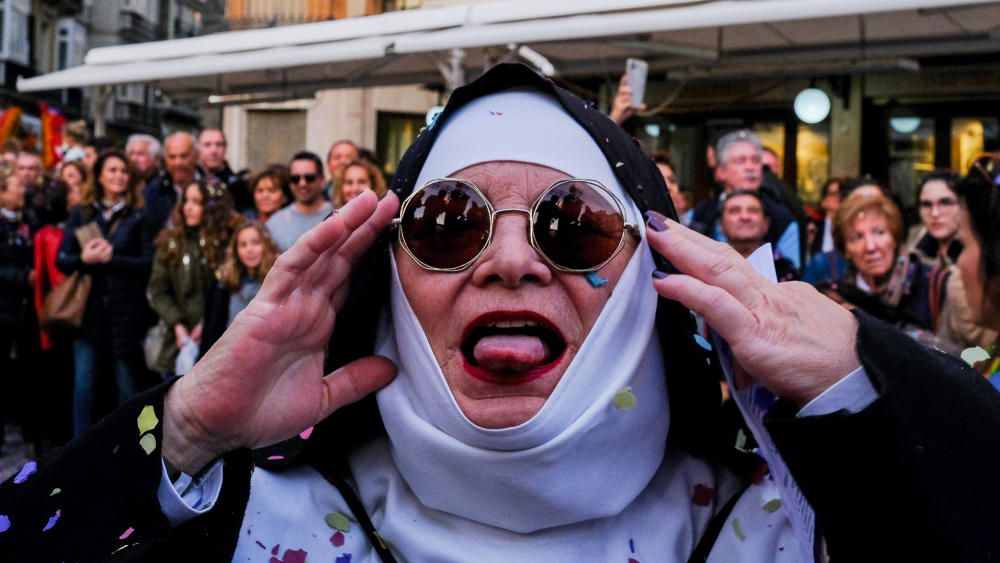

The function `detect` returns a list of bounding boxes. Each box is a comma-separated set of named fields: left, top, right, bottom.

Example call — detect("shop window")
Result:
left=888, top=117, right=934, bottom=206
left=796, top=123, right=830, bottom=204
left=952, top=117, right=1000, bottom=175
left=376, top=111, right=424, bottom=180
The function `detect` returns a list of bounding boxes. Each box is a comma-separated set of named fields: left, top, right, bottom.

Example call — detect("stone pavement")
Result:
left=0, top=424, right=33, bottom=483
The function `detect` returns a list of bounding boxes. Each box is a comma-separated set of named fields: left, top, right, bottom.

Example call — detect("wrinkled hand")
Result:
left=609, top=74, right=647, bottom=125
left=163, top=191, right=400, bottom=474
left=646, top=214, right=860, bottom=407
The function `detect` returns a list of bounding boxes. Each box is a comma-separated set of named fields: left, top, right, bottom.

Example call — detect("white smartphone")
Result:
left=625, top=58, right=648, bottom=109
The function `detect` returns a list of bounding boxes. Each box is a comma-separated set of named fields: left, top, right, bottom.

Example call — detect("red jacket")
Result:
left=33, top=225, right=65, bottom=350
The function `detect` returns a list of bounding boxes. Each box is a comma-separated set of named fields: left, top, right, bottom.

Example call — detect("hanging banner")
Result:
left=0, top=107, right=23, bottom=147
left=39, top=102, right=66, bottom=169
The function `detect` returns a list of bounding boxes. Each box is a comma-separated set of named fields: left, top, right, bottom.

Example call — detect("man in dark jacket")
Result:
left=197, top=129, right=251, bottom=213
left=143, top=132, right=200, bottom=235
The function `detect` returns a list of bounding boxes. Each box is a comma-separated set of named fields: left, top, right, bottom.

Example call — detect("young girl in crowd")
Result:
left=147, top=181, right=237, bottom=377
left=199, top=221, right=279, bottom=356
left=331, top=158, right=387, bottom=208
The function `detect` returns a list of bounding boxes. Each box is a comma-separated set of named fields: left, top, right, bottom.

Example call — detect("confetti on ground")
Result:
left=731, top=518, right=746, bottom=541
left=299, top=426, right=314, bottom=440
left=119, top=527, right=135, bottom=540
left=331, top=531, right=345, bottom=547
left=962, top=347, right=990, bottom=367
left=42, top=509, right=61, bottom=532
left=692, top=484, right=717, bottom=507
left=139, top=433, right=157, bottom=455
left=0, top=515, right=9, bottom=533
left=137, top=405, right=159, bottom=435
left=335, top=554, right=352, bottom=563
left=266, top=455, right=285, bottom=461
left=50, top=488, right=61, bottom=496
left=613, top=387, right=637, bottom=410
left=13, top=461, right=37, bottom=484
left=325, top=512, right=351, bottom=532
left=762, top=499, right=782, bottom=513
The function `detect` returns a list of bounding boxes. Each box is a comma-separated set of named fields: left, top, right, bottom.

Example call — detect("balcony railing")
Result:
left=119, top=11, right=164, bottom=44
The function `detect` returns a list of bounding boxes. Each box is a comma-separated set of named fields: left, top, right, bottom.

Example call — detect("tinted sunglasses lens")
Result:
left=291, top=174, right=316, bottom=183
left=532, top=180, right=625, bottom=271
left=400, top=180, right=491, bottom=269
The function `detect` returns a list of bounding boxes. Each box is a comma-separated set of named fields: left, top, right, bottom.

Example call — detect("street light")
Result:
left=794, top=87, right=830, bottom=124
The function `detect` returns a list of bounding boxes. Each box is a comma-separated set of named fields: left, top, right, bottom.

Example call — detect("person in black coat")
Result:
left=142, top=133, right=200, bottom=235
left=0, top=65, right=998, bottom=563
left=56, top=150, right=156, bottom=437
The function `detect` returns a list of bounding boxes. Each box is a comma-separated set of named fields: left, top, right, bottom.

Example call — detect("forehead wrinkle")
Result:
left=451, top=162, right=569, bottom=207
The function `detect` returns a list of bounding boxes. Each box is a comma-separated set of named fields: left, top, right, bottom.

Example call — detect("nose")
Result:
left=470, top=210, right=552, bottom=288
left=863, top=234, right=879, bottom=252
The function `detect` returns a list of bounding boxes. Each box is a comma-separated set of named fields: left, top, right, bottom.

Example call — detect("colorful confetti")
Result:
left=0, top=515, right=9, bottom=533
left=42, top=509, right=61, bottom=532
left=275, top=548, right=307, bottom=563
left=266, top=455, right=285, bottom=461
left=330, top=531, right=345, bottom=547
left=50, top=488, right=61, bottom=496
left=299, top=426, right=314, bottom=440
left=271, top=544, right=280, bottom=555
left=962, top=347, right=990, bottom=367
left=735, top=429, right=747, bottom=451
left=13, top=461, right=37, bottom=484
left=731, top=518, right=746, bottom=541
left=119, top=527, right=135, bottom=540
left=629, top=559, right=640, bottom=563
left=585, top=271, right=608, bottom=288
left=692, top=484, right=717, bottom=507
left=762, top=499, right=782, bottom=513
left=256, top=540, right=266, bottom=549
left=615, top=161, right=625, bottom=168
left=335, top=555, right=352, bottom=563
left=613, top=387, right=637, bottom=410
left=693, top=333, right=713, bottom=351
left=325, top=512, right=351, bottom=532
left=629, top=538, right=635, bottom=553
left=139, top=433, right=157, bottom=455
left=137, top=405, right=159, bottom=435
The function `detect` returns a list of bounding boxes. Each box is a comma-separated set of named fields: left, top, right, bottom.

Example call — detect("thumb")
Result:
left=320, top=355, right=398, bottom=418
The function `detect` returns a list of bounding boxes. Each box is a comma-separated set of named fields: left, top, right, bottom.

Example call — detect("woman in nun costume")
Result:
left=1, top=64, right=998, bottom=562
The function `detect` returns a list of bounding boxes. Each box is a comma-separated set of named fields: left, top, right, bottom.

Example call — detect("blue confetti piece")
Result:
left=694, top=334, right=713, bottom=351
left=13, top=461, right=36, bottom=484
left=629, top=538, right=635, bottom=553
left=42, top=509, right=61, bottom=532
left=585, top=271, right=608, bottom=287
left=0, top=515, right=10, bottom=533
left=335, top=554, right=352, bottom=563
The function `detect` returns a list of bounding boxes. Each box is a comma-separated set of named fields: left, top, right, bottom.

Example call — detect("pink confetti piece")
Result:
left=119, top=527, right=135, bottom=540
left=42, top=509, right=61, bottom=532
left=692, top=483, right=717, bottom=507
left=330, top=531, right=345, bottom=547
left=266, top=455, right=285, bottom=461
left=13, top=461, right=37, bottom=484
left=629, top=559, right=640, bottom=563
left=281, top=549, right=308, bottom=563
left=271, top=544, right=280, bottom=556
left=0, top=515, right=10, bottom=533
left=299, top=426, right=314, bottom=440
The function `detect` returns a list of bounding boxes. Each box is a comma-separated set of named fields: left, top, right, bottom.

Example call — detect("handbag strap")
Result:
left=929, top=267, right=949, bottom=330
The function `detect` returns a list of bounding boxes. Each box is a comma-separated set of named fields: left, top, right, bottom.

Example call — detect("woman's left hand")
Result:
left=646, top=214, right=861, bottom=407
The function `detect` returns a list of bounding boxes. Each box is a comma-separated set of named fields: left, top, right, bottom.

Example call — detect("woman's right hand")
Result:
left=80, top=238, right=111, bottom=264
left=162, top=190, right=400, bottom=475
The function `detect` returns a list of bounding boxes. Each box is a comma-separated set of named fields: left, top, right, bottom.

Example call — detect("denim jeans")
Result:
left=72, top=339, right=139, bottom=437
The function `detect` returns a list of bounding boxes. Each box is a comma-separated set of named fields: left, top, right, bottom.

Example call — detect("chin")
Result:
left=457, top=395, right=549, bottom=429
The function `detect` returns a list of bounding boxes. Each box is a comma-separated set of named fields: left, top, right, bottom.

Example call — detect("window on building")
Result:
left=952, top=117, right=1000, bottom=175
left=376, top=111, right=425, bottom=180
left=0, top=0, right=31, bottom=66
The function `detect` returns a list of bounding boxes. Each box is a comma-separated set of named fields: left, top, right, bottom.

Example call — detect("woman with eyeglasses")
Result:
left=4, top=65, right=999, bottom=562
left=910, top=171, right=963, bottom=268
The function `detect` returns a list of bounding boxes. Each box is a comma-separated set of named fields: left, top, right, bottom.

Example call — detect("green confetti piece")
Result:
left=138, top=433, right=157, bottom=455
left=325, top=512, right=351, bottom=532
left=613, top=387, right=637, bottom=410
left=50, top=488, right=61, bottom=496
left=961, top=347, right=990, bottom=367
left=735, top=428, right=747, bottom=451
left=137, top=405, right=159, bottom=435
left=732, top=518, right=746, bottom=541
left=762, top=499, right=782, bottom=513
left=615, top=161, right=625, bottom=168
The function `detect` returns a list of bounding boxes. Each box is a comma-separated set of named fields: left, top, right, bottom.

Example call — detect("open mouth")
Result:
left=460, top=311, right=567, bottom=385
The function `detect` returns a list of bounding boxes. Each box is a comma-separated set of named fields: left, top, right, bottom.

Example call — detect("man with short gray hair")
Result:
left=690, top=129, right=802, bottom=268
left=142, top=132, right=201, bottom=232
left=126, top=134, right=163, bottom=185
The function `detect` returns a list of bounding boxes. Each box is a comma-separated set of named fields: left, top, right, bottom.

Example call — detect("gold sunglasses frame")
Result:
left=392, top=177, right=641, bottom=273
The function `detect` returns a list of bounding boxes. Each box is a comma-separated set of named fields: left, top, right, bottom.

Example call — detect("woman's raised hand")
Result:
left=163, top=190, right=400, bottom=474
left=646, top=214, right=861, bottom=407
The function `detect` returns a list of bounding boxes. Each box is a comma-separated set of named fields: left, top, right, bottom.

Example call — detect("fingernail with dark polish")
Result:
left=646, top=214, right=667, bottom=232
left=652, top=270, right=669, bottom=279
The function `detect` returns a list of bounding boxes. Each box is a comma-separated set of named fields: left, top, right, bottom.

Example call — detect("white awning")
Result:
left=18, top=0, right=1000, bottom=100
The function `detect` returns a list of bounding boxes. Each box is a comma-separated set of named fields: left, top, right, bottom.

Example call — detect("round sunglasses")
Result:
left=392, top=178, right=641, bottom=273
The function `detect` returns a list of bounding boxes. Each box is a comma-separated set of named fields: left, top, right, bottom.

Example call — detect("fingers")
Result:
left=320, top=355, right=397, bottom=417
left=651, top=272, right=757, bottom=349
left=645, top=216, right=768, bottom=308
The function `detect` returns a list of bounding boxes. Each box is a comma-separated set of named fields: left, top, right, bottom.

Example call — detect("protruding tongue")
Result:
left=473, top=335, right=550, bottom=372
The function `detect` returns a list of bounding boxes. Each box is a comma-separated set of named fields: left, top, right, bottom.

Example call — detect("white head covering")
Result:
left=364, top=88, right=668, bottom=534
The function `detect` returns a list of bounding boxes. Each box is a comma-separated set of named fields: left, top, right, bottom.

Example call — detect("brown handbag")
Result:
left=41, top=270, right=92, bottom=332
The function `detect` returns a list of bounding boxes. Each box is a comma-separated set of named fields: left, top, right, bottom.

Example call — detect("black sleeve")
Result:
left=765, top=311, right=1000, bottom=562
left=198, top=281, right=230, bottom=361
left=55, top=209, right=85, bottom=276
left=103, top=213, right=156, bottom=276
left=0, top=380, right=254, bottom=562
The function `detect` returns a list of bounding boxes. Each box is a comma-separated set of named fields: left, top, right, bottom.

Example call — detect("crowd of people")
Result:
left=0, top=129, right=387, bottom=454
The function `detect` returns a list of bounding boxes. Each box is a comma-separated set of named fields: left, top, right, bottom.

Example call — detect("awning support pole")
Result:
left=91, top=85, right=112, bottom=138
